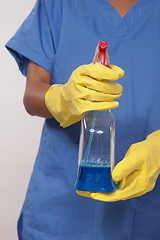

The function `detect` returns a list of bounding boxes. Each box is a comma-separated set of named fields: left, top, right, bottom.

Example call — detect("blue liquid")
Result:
left=75, top=165, right=116, bottom=192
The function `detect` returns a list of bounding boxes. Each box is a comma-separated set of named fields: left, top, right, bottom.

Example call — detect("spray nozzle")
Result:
left=93, top=41, right=110, bottom=67
left=99, top=41, right=107, bottom=51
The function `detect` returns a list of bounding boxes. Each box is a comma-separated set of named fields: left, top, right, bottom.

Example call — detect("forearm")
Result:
left=23, top=61, right=53, bottom=118
left=23, top=81, right=53, bottom=118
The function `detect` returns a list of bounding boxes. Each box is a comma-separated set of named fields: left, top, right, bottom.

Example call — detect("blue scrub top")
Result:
left=6, top=0, right=160, bottom=239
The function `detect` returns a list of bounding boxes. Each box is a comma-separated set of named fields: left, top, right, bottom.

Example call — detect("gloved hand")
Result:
left=77, top=130, right=160, bottom=201
left=45, top=63, right=124, bottom=127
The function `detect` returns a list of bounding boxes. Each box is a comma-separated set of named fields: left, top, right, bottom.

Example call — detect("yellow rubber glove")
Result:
left=77, top=130, right=160, bottom=201
left=45, top=63, right=124, bottom=127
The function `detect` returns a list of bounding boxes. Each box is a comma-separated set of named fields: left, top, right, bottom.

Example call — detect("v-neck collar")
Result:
left=107, top=0, right=139, bottom=19
left=92, top=0, right=159, bottom=37
left=123, top=0, right=159, bottom=28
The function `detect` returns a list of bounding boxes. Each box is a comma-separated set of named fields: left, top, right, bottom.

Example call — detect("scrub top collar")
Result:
left=91, top=0, right=159, bottom=37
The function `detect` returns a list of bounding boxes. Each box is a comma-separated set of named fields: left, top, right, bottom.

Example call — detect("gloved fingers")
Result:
left=112, top=150, right=143, bottom=182
left=90, top=173, right=144, bottom=202
left=146, top=130, right=160, bottom=140
left=90, top=191, right=129, bottom=202
left=76, top=190, right=92, bottom=198
left=118, top=167, right=140, bottom=190
left=79, top=63, right=124, bottom=81
left=85, top=91, right=122, bottom=101
left=77, top=76, right=123, bottom=95
left=119, top=173, right=157, bottom=199
left=90, top=186, right=144, bottom=202
left=77, top=180, right=147, bottom=202
left=109, top=65, right=125, bottom=79
left=123, top=142, right=142, bottom=158
left=79, top=87, right=122, bottom=102
left=78, top=99, right=119, bottom=113
left=90, top=189, right=133, bottom=202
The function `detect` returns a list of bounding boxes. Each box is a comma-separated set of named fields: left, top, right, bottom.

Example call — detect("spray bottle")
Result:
left=75, top=41, right=116, bottom=192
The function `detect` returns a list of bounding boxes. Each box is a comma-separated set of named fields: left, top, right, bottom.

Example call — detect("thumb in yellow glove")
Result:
left=84, top=130, right=160, bottom=202
left=45, top=63, right=124, bottom=127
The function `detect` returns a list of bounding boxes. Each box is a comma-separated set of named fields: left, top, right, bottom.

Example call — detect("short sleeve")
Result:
left=5, top=0, right=57, bottom=76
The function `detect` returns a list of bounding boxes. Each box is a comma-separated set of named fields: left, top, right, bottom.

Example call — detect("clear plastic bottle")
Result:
left=75, top=41, right=116, bottom=192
